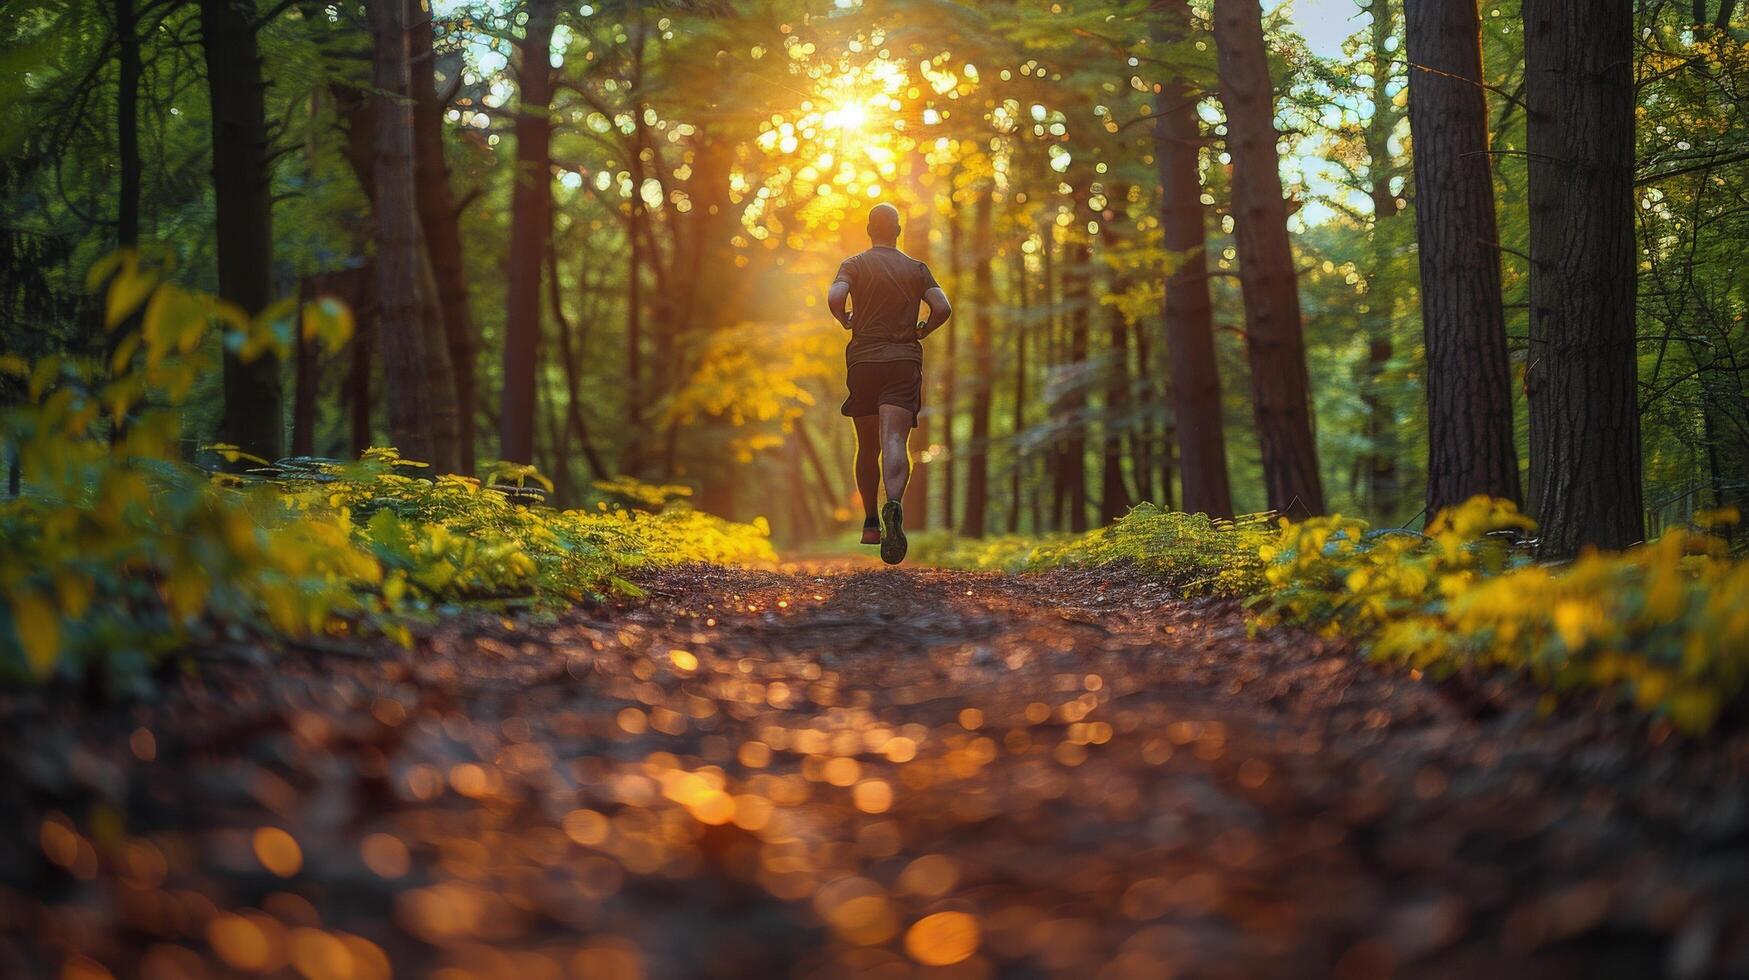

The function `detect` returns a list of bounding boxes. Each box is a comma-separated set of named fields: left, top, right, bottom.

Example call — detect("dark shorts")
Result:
left=841, top=359, right=922, bottom=426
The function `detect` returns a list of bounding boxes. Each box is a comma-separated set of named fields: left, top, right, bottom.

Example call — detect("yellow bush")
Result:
left=917, top=496, right=1749, bottom=732
left=912, top=504, right=1272, bottom=597
left=1261, top=497, right=1748, bottom=732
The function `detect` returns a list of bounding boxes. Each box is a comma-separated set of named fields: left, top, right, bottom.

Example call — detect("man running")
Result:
left=828, top=202, right=952, bottom=565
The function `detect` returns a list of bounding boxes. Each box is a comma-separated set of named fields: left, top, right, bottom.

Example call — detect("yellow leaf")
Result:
left=165, top=567, right=208, bottom=621
left=214, top=299, right=251, bottom=336
left=85, top=250, right=127, bottom=291
left=254, top=296, right=298, bottom=333
left=105, top=260, right=158, bottom=329
left=11, top=592, right=61, bottom=678
left=27, top=354, right=60, bottom=401
left=1696, top=506, right=1740, bottom=529
left=109, top=331, right=141, bottom=376
left=302, top=296, right=355, bottom=349
left=199, top=443, right=271, bottom=467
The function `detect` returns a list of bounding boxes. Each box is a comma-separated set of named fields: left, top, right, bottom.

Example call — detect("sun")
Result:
left=827, top=101, right=869, bottom=132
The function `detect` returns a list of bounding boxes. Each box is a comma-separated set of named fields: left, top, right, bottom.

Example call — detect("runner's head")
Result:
left=867, top=203, right=901, bottom=246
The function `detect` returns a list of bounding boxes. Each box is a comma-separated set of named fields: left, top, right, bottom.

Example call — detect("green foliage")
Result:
left=917, top=497, right=1749, bottom=732
left=1254, top=497, right=1535, bottom=636
left=1366, top=512, right=1749, bottom=734
left=906, top=531, right=1055, bottom=573
left=0, top=274, right=773, bottom=683
left=912, top=503, right=1273, bottom=597
left=587, top=476, right=697, bottom=512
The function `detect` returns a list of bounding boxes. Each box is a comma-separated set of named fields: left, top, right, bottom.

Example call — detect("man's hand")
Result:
left=914, top=320, right=927, bottom=341
left=838, top=311, right=854, bottom=331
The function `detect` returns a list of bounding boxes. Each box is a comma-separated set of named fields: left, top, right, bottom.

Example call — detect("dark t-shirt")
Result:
left=834, top=245, right=939, bottom=366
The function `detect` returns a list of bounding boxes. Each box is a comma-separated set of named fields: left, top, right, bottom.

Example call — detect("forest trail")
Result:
left=5, top=563, right=1747, bottom=979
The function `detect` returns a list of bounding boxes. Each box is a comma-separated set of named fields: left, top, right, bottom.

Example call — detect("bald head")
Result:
left=867, top=203, right=901, bottom=245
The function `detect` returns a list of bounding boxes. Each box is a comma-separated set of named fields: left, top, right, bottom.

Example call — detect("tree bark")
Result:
left=1008, top=244, right=1028, bottom=534
left=1523, top=0, right=1643, bottom=555
left=1407, top=0, right=1523, bottom=517
left=369, top=0, right=436, bottom=464
left=546, top=234, right=607, bottom=479
left=960, top=187, right=995, bottom=538
left=410, top=12, right=479, bottom=473
left=904, top=151, right=933, bottom=529
left=1099, top=199, right=1136, bottom=524
left=1154, top=0, right=1234, bottom=519
left=1043, top=225, right=1064, bottom=530
left=623, top=211, right=643, bottom=475
left=1212, top=0, right=1324, bottom=519
left=1100, top=301, right=1135, bottom=523
left=348, top=321, right=374, bottom=456
left=1130, top=300, right=1158, bottom=509
left=499, top=0, right=557, bottom=465
left=1358, top=0, right=1402, bottom=517
left=943, top=207, right=961, bottom=531
left=793, top=419, right=839, bottom=520
left=1065, top=239, right=1092, bottom=533
left=200, top=0, right=284, bottom=462
left=291, top=279, right=317, bottom=456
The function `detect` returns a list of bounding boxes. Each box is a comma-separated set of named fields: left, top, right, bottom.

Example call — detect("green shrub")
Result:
left=0, top=260, right=773, bottom=683
left=912, top=503, right=1271, bottom=597
left=915, top=497, right=1749, bottom=733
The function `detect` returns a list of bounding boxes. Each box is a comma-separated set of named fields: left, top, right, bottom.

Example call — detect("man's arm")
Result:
left=916, top=286, right=952, bottom=339
left=827, top=280, right=853, bottom=329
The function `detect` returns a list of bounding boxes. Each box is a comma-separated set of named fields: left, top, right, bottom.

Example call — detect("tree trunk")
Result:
left=1154, top=0, right=1234, bottom=519
left=1130, top=302, right=1157, bottom=509
left=1045, top=229, right=1067, bottom=530
left=1407, top=0, right=1523, bottom=517
left=1358, top=0, right=1402, bottom=518
left=546, top=234, right=607, bottom=479
left=348, top=318, right=374, bottom=456
left=416, top=225, right=460, bottom=472
left=1065, top=240, right=1091, bottom=533
left=960, top=187, right=994, bottom=538
left=943, top=206, right=961, bottom=531
left=1008, top=244, right=1028, bottom=534
left=1212, top=0, right=1324, bottom=519
left=410, top=12, right=479, bottom=473
left=368, top=0, right=437, bottom=464
left=200, top=0, right=284, bottom=463
left=1700, top=382, right=1744, bottom=546
left=1099, top=201, right=1135, bottom=524
left=904, top=150, right=933, bottom=529
left=793, top=420, right=839, bottom=517
left=291, top=279, right=318, bottom=456
left=1523, top=0, right=1643, bottom=555
left=1100, top=302, right=1135, bottom=523
left=499, top=0, right=557, bottom=465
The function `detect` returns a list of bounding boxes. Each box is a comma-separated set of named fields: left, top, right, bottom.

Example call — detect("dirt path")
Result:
left=4, top=562, right=1748, bottom=979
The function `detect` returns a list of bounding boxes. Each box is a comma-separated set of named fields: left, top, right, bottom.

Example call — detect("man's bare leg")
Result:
left=853, top=415, right=882, bottom=542
left=877, top=403, right=913, bottom=564
left=878, top=404, right=913, bottom=505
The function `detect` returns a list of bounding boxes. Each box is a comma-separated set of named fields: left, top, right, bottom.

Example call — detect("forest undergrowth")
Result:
left=912, top=498, right=1749, bottom=733
left=0, top=267, right=773, bottom=687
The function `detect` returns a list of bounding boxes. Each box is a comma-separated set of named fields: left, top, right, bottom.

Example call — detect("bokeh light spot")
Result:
left=252, top=827, right=302, bottom=878
left=905, top=911, right=981, bottom=966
